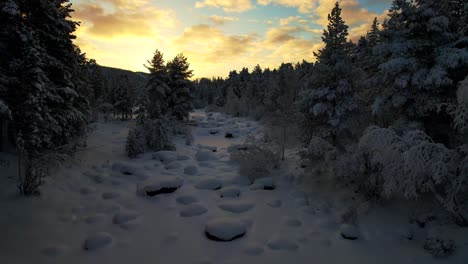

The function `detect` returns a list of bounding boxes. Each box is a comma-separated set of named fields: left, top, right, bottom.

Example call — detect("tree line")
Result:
left=193, top=0, right=468, bottom=225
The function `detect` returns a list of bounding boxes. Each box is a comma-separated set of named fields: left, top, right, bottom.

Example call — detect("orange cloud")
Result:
left=195, top=0, right=254, bottom=12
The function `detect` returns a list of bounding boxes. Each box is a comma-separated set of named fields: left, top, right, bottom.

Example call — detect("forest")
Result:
left=0, top=0, right=467, bottom=263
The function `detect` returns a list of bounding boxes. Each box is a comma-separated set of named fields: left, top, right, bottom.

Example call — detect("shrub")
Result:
left=230, top=143, right=279, bottom=183
left=126, top=117, right=175, bottom=158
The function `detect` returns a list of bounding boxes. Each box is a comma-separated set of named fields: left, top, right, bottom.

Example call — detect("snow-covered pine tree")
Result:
left=2, top=0, right=89, bottom=155
left=140, top=49, right=170, bottom=119
left=372, top=0, right=467, bottom=145
left=301, top=2, right=361, bottom=146
left=166, top=53, right=194, bottom=121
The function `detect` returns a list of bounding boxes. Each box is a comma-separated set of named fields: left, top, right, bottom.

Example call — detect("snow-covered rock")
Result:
left=176, top=195, right=198, bottom=205
left=220, top=187, right=241, bottom=198
left=339, top=224, right=360, bottom=240
left=137, top=177, right=183, bottom=196
left=165, top=161, right=182, bottom=170
left=180, top=204, right=208, bottom=217
left=195, top=149, right=217, bottom=161
left=113, top=211, right=139, bottom=225
left=218, top=202, right=255, bottom=213
left=250, top=177, right=275, bottom=190
left=83, top=232, right=113, bottom=251
left=267, top=236, right=299, bottom=251
left=195, top=178, right=222, bottom=190
left=243, top=243, right=264, bottom=256
left=112, top=161, right=139, bottom=175
left=205, top=218, right=247, bottom=241
left=184, top=165, right=199, bottom=175
left=153, top=151, right=178, bottom=164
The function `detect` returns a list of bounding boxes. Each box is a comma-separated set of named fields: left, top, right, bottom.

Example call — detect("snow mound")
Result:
left=102, top=192, right=121, bottom=200
left=42, top=245, right=67, bottom=257
left=220, top=187, right=241, bottom=198
left=113, top=211, right=139, bottom=225
left=137, top=177, right=183, bottom=197
left=184, top=165, right=199, bottom=175
left=177, top=154, right=190, bottom=161
left=112, top=161, right=139, bottom=175
left=250, top=177, right=275, bottom=190
left=283, top=217, right=302, bottom=227
left=243, top=243, right=264, bottom=256
left=180, top=204, right=208, bottom=217
left=195, top=178, right=223, bottom=190
left=80, top=187, right=96, bottom=195
left=205, top=218, right=247, bottom=242
left=153, top=151, right=178, bottom=164
left=83, top=232, right=113, bottom=251
left=176, top=195, right=198, bottom=205
left=218, top=202, right=255, bottom=213
left=165, top=161, right=182, bottom=170
left=85, top=214, right=106, bottom=224
left=195, top=149, right=217, bottom=161
left=267, top=236, right=299, bottom=251
left=339, top=224, right=359, bottom=240
left=267, top=200, right=282, bottom=208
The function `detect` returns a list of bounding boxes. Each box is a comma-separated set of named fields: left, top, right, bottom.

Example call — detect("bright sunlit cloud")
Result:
left=71, top=0, right=390, bottom=78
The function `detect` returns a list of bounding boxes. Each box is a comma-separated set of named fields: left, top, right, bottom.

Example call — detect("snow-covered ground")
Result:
left=1, top=110, right=467, bottom=264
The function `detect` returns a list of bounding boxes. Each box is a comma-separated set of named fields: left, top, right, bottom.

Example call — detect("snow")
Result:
left=136, top=177, right=183, bottom=196
left=250, top=177, right=275, bottom=190
left=179, top=203, right=208, bottom=217
left=1, top=110, right=468, bottom=264
left=220, top=187, right=241, bottom=198
left=339, top=224, right=360, bottom=240
left=267, top=236, right=299, bottom=251
left=195, top=149, right=217, bottom=161
left=205, top=218, right=247, bottom=241
left=83, top=232, right=113, bottom=251
left=218, top=201, right=255, bottom=213
left=184, top=165, right=199, bottom=175
left=176, top=195, right=198, bottom=205
left=195, top=178, right=223, bottom=190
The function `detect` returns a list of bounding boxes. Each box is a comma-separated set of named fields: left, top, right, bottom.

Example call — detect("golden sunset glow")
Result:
left=71, top=0, right=392, bottom=78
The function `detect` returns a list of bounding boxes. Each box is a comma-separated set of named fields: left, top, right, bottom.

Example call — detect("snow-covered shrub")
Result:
left=16, top=134, right=70, bottom=195
left=126, top=118, right=174, bottom=158
left=357, top=126, right=468, bottom=225
left=140, top=118, right=175, bottom=152
left=453, top=76, right=468, bottom=132
left=423, top=229, right=456, bottom=258
left=126, top=127, right=147, bottom=158
left=230, top=144, right=280, bottom=183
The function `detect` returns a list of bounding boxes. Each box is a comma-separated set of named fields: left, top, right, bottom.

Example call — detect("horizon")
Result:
left=71, top=0, right=391, bottom=79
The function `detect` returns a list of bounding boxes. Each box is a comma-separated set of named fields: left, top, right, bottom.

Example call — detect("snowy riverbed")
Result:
left=0, top=110, right=467, bottom=264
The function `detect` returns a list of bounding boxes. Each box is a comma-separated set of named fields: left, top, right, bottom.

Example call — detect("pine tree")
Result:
left=166, top=53, right=194, bottom=121
left=301, top=2, right=361, bottom=146
left=140, top=49, right=170, bottom=119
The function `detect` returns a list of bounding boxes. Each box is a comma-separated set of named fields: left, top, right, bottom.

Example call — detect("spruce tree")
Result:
left=166, top=53, right=194, bottom=121
left=301, top=2, right=361, bottom=146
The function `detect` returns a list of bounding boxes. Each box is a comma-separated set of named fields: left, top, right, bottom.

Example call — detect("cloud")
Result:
left=209, top=15, right=239, bottom=25
left=279, top=16, right=301, bottom=26
left=257, top=0, right=316, bottom=13
left=74, top=0, right=177, bottom=37
left=195, top=0, right=254, bottom=12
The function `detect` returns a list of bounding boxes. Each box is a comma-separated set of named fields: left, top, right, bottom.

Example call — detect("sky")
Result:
left=70, top=0, right=392, bottom=79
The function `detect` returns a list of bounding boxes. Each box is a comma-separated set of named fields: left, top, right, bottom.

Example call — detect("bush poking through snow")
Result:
left=16, top=136, right=70, bottom=196
left=230, top=144, right=279, bottom=183
left=423, top=231, right=456, bottom=258
left=126, top=118, right=175, bottom=158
